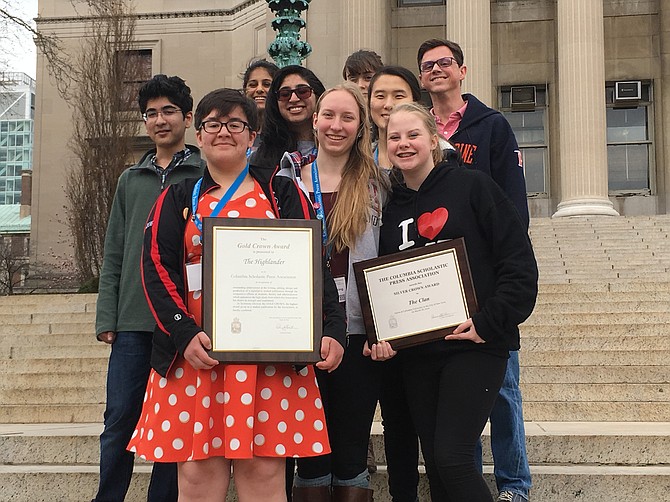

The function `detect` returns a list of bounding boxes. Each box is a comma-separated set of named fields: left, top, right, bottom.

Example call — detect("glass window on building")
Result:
left=0, top=119, right=33, bottom=205
left=606, top=82, right=652, bottom=194
left=500, top=86, right=549, bottom=196
left=117, top=49, right=153, bottom=111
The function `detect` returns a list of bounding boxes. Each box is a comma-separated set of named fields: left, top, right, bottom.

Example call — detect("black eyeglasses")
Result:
left=420, top=57, right=457, bottom=73
left=199, top=119, right=250, bottom=134
left=142, top=106, right=182, bottom=121
left=276, top=85, right=313, bottom=102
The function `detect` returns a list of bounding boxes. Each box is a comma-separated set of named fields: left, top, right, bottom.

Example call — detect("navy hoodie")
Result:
left=380, top=155, right=538, bottom=359
left=450, top=93, right=529, bottom=228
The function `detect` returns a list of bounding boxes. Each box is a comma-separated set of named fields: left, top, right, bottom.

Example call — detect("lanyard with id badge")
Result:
left=185, top=165, right=249, bottom=293
left=311, top=160, right=346, bottom=303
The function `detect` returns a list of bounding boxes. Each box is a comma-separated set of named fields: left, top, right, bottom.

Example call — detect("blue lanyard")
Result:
left=310, top=160, right=333, bottom=261
left=373, top=145, right=379, bottom=166
left=191, top=164, right=249, bottom=233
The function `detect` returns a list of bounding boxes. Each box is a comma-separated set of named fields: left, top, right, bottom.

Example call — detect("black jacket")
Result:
left=380, top=154, right=538, bottom=359
left=142, top=164, right=346, bottom=376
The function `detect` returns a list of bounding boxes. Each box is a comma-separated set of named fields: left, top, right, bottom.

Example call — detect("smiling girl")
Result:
left=242, top=59, right=278, bottom=138
left=280, top=82, right=388, bottom=501
left=368, top=66, right=422, bottom=170
left=370, top=102, right=538, bottom=501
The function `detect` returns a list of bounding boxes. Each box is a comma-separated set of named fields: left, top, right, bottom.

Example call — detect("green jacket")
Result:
left=95, top=145, right=205, bottom=337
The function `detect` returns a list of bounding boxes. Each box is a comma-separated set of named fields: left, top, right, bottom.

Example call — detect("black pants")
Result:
left=403, top=350, right=507, bottom=502
left=295, top=334, right=382, bottom=483
left=379, top=356, right=420, bottom=502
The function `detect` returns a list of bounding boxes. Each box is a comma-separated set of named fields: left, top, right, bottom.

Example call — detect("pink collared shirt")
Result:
left=432, top=100, right=468, bottom=139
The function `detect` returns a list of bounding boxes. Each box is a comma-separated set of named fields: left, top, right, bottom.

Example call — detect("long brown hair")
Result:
left=314, top=83, right=386, bottom=253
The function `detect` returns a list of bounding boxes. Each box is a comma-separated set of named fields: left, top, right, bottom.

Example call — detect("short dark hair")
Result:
left=138, top=74, right=193, bottom=116
left=416, top=39, right=464, bottom=70
left=242, top=59, right=279, bottom=89
left=342, top=50, right=384, bottom=80
left=254, top=65, right=326, bottom=168
left=194, top=88, right=259, bottom=132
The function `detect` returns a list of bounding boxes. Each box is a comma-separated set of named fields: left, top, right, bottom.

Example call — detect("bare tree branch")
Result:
left=64, top=0, right=141, bottom=282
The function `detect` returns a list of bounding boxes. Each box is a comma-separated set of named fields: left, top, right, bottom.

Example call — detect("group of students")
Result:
left=94, top=39, right=538, bottom=502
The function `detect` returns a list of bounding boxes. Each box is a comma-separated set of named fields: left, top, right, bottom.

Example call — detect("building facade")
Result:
left=32, top=0, right=670, bottom=269
left=0, top=72, right=34, bottom=206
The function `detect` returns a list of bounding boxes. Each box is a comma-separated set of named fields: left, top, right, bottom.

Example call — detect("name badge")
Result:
left=334, top=276, right=346, bottom=303
left=185, top=262, right=202, bottom=292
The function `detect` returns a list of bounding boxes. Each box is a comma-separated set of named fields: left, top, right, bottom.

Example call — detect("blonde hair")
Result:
left=388, top=102, right=444, bottom=165
left=314, top=83, right=386, bottom=253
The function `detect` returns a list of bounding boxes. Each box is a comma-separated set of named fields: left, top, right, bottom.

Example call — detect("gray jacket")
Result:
left=277, top=152, right=386, bottom=335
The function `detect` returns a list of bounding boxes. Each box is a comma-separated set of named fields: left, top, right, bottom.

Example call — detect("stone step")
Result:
left=5, top=344, right=109, bottom=360
left=0, top=387, right=104, bottom=405
left=0, top=312, right=94, bottom=325
left=538, top=282, right=670, bottom=293
left=3, top=422, right=668, bottom=467
left=2, top=463, right=670, bottom=502
left=520, top=365, right=669, bottom=384
left=520, top=383, right=670, bottom=403
left=531, top=300, right=670, bottom=313
left=521, top=350, right=670, bottom=366
left=0, top=332, right=95, bottom=347
left=1, top=302, right=96, bottom=315
left=6, top=381, right=661, bottom=408
left=0, top=322, right=94, bottom=337
left=0, top=357, right=108, bottom=374
left=0, top=404, right=104, bottom=423
left=535, top=291, right=670, bottom=303
left=0, top=371, right=106, bottom=389
left=520, top=323, right=670, bottom=337
left=521, top=335, right=670, bottom=351
left=524, top=402, right=670, bottom=422
left=0, top=293, right=97, bottom=307
left=524, top=311, right=670, bottom=325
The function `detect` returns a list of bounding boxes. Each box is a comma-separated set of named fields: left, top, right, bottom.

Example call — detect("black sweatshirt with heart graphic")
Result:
left=379, top=157, right=538, bottom=359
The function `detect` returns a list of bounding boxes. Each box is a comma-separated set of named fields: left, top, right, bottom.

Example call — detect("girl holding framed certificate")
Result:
left=370, top=102, right=538, bottom=502
left=132, top=89, right=346, bottom=502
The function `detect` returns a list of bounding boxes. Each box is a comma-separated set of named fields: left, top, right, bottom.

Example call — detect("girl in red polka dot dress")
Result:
left=132, top=88, right=346, bottom=501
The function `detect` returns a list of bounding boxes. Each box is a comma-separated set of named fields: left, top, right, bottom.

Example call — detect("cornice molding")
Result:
left=36, top=0, right=263, bottom=25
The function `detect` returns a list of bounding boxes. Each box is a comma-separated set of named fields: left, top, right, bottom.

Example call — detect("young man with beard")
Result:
left=93, top=74, right=204, bottom=502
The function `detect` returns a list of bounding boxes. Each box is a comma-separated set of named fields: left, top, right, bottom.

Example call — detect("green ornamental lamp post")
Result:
left=266, top=0, right=312, bottom=67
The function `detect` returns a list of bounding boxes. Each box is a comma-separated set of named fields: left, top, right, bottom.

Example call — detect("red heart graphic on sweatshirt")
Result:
left=417, top=208, right=449, bottom=240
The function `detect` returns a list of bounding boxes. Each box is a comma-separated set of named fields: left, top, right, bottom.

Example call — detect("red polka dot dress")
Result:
left=128, top=180, right=331, bottom=462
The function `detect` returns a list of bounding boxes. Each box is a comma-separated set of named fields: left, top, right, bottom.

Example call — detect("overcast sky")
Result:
left=2, top=0, right=38, bottom=78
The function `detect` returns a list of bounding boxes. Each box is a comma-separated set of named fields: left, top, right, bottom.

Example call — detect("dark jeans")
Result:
left=94, top=331, right=178, bottom=502
left=403, top=350, right=507, bottom=502
left=295, top=334, right=382, bottom=485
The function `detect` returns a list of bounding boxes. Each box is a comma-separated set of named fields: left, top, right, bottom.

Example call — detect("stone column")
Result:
left=340, top=0, right=390, bottom=63
left=553, top=0, right=618, bottom=217
left=660, top=0, right=670, bottom=213
left=446, top=0, right=493, bottom=106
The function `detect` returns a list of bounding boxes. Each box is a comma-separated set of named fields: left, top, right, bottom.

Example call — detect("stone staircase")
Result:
left=1, top=215, right=670, bottom=501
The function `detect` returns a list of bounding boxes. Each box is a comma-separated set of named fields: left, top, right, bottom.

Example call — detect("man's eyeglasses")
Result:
left=142, top=106, right=182, bottom=122
left=420, top=57, right=457, bottom=73
left=276, top=85, right=313, bottom=102
left=199, top=119, right=250, bottom=135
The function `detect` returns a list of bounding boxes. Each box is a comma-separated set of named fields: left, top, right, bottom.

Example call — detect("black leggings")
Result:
left=402, top=350, right=507, bottom=502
